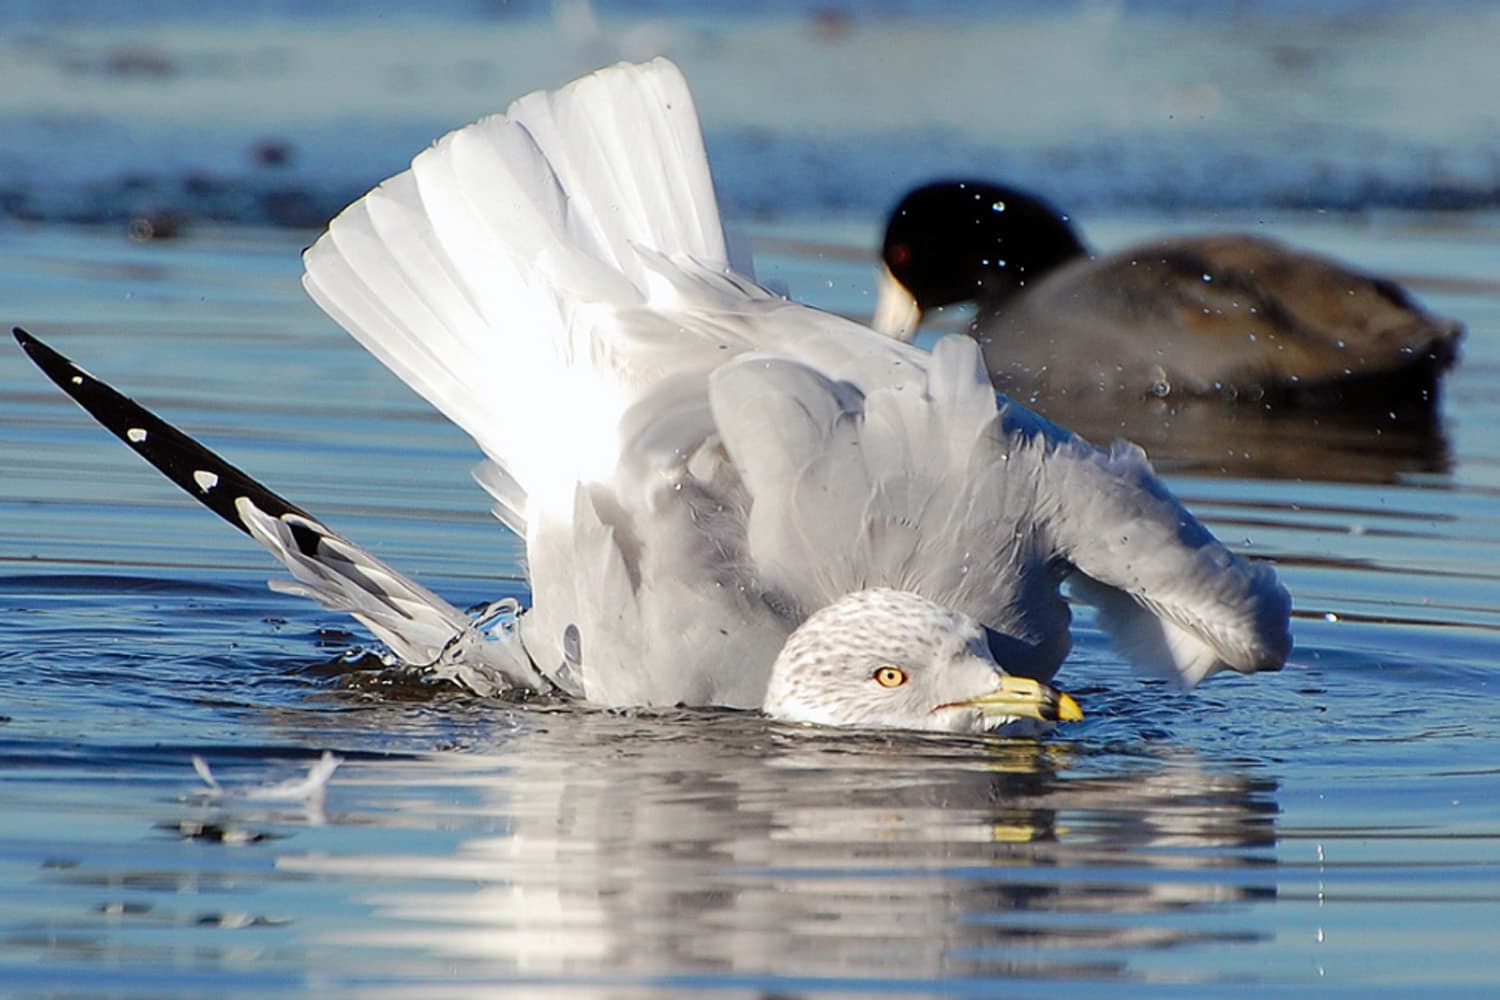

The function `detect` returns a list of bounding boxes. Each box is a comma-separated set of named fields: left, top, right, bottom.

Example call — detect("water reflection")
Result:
left=255, top=707, right=1280, bottom=986
left=1043, top=391, right=1452, bottom=484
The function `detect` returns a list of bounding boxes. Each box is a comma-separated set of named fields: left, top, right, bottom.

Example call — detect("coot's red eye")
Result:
left=889, top=243, right=912, bottom=267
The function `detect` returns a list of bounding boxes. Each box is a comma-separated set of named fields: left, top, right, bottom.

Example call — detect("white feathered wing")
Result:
left=301, top=58, right=1290, bottom=706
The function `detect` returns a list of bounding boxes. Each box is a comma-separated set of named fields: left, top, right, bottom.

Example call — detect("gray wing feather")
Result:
left=1040, top=440, right=1293, bottom=684
left=709, top=333, right=1288, bottom=686
left=520, top=486, right=644, bottom=702
left=236, top=500, right=542, bottom=694
left=520, top=460, right=788, bottom=710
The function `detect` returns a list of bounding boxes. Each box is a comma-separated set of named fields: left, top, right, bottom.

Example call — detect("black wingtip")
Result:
left=15, top=327, right=316, bottom=541
left=15, top=327, right=85, bottom=393
left=15, top=325, right=96, bottom=400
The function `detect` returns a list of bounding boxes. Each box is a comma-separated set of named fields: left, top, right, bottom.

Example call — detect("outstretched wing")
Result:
left=300, top=56, right=1288, bottom=698
left=13, top=328, right=541, bottom=695
left=709, top=332, right=1291, bottom=686
left=1040, top=440, right=1292, bottom=686
left=301, top=57, right=756, bottom=541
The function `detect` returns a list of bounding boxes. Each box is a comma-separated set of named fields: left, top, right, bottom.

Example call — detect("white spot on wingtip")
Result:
left=193, top=470, right=219, bottom=493
left=126, top=427, right=147, bottom=443
left=70, top=375, right=84, bottom=385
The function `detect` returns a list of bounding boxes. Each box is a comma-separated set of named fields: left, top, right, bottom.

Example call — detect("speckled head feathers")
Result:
left=763, top=588, right=1051, bottom=733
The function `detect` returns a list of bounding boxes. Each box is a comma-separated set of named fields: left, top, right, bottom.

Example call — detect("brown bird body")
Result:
left=875, top=181, right=1462, bottom=405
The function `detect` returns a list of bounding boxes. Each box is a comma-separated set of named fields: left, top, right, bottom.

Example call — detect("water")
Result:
left=5, top=4, right=1500, bottom=997
left=5, top=0, right=1500, bottom=227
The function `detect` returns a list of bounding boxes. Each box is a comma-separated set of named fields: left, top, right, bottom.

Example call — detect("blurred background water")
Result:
left=3, top=2, right=1500, bottom=997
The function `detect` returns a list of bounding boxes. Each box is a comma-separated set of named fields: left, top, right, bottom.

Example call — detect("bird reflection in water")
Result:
left=256, top=705, right=1278, bottom=985
left=1039, top=386, right=1451, bottom=484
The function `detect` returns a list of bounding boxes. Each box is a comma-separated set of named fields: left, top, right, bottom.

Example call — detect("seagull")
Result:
left=15, top=59, right=1291, bottom=733
left=874, top=179, right=1462, bottom=405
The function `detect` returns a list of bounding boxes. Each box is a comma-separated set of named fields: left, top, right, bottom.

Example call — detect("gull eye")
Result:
left=873, top=666, right=907, bottom=688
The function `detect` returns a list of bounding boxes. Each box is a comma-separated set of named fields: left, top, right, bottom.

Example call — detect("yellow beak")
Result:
left=960, top=676, right=1083, bottom=723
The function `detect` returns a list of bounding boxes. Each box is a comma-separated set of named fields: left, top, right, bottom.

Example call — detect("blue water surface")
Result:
left=3, top=0, right=1498, bottom=226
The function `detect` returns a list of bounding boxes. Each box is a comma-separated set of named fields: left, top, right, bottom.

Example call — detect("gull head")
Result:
left=763, top=588, right=1081, bottom=733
